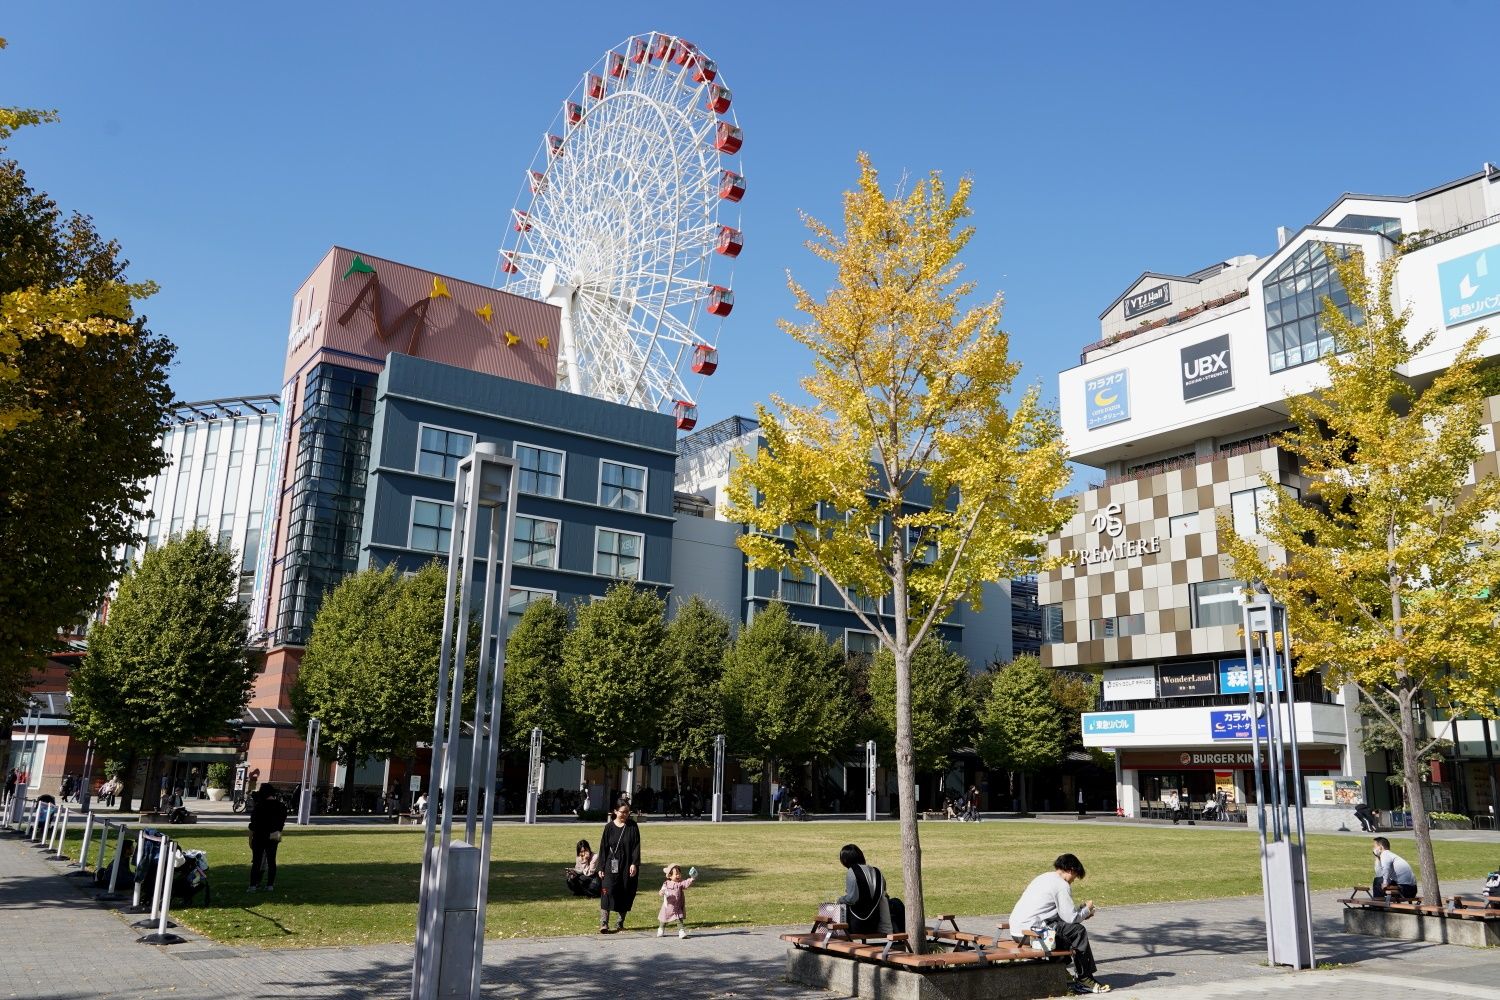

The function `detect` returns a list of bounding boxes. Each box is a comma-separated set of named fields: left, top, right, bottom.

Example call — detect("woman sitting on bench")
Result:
left=836, top=844, right=892, bottom=935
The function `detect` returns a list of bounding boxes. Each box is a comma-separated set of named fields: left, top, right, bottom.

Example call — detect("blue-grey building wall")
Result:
left=667, top=515, right=743, bottom=624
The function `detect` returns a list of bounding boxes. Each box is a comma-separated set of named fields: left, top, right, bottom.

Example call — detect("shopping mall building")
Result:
left=1044, top=163, right=1500, bottom=820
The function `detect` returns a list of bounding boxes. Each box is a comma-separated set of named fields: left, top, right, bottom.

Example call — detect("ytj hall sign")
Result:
left=1068, top=502, right=1161, bottom=566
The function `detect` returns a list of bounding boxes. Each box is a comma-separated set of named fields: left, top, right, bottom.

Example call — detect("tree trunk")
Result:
left=672, top=759, right=684, bottom=816
left=140, top=752, right=162, bottom=812
left=1398, top=690, right=1441, bottom=902
left=893, top=644, right=926, bottom=952
left=116, top=749, right=138, bottom=812
left=340, top=755, right=358, bottom=813
left=1018, top=770, right=1028, bottom=815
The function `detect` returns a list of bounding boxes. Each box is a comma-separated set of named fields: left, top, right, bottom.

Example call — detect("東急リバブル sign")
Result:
left=1085, top=369, right=1130, bottom=430
left=1083, top=712, right=1135, bottom=736
left=1124, top=282, right=1171, bottom=320
left=1439, top=243, right=1500, bottom=327
left=1180, top=333, right=1233, bottom=401
left=1159, top=661, right=1217, bottom=698
left=1210, top=709, right=1268, bottom=741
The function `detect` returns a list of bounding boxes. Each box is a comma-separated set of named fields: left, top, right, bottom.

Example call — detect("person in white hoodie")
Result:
left=1008, top=853, right=1108, bottom=994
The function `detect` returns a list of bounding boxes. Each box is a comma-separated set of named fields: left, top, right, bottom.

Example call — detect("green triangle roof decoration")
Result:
left=342, top=255, right=375, bottom=280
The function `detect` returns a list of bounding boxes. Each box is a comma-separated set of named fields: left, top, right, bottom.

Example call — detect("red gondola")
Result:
left=715, top=226, right=743, bottom=257
left=673, top=400, right=698, bottom=431
left=528, top=170, right=547, bottom=194
left=652, top=35, right=673, bottom=61
left=673, top=40, right=697, bottom=66
left=564, top=101, right=583, bottom=125
left=608, top=52, right=627, bottom=78
left=512, top=210, right=531, bottom=232
left=500, top=252, right=518, bottom=274
left=547, top=134, right=565, bottom=157
left=705, top=84, right=732, bottom=113
left=707, top=286, right=734, bottom=317
left=691, top=344, right=719, bottom=375
left=630, top=38, right=649, bottom=63
left=587, top=74, right=605, bottom=99
left=719, top=170, right=745, bottom=202
left=714, top=122, right=743, bottom=154
left=690, top=57, right=717, bottom=83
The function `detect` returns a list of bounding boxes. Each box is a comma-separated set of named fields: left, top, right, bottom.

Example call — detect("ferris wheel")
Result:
left=498, top=31, right=744, bottom=431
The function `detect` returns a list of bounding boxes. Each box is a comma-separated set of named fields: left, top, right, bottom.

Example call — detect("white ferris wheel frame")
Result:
left=498, top=31, right=742, bottom=416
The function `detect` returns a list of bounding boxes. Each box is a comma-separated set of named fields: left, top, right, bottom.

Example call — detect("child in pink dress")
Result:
left=657, top=864, right=697, bottom=938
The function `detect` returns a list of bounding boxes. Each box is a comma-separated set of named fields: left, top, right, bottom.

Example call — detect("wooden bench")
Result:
left=1342, top=888, right=1500, bottom=947
left=395, top=811, right=423, bottom=826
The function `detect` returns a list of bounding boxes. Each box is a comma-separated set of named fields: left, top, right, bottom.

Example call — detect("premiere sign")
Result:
left=1180, top=333, right=1233, bottom=401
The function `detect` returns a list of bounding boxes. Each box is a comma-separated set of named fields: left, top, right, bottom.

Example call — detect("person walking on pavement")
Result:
left=247, top=784, right=288, bottom=893
left=596, top=801, right=641, bottom=933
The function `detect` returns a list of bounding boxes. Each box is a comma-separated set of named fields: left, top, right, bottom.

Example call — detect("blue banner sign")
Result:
left=1210, top=709, right=1268, bottom=741
left=1083, top=712, right=1135, bottom=736
left=1085, top=369, right=1130, bottom=430
left=1217, top=657, right=1284, bottom=695
left=1439, top=243, right=1500, bottom=328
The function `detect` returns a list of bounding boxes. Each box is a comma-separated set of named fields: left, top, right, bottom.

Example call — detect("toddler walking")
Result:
left=657, top=863, right=697, bottom=938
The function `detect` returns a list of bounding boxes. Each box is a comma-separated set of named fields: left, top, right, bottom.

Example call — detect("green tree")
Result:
left=723, top=155, right=1073, bottom=945
left=377, top=560, right=456, bottom=801
left=291, top=567, right=401, bottom=811
left=558, top=583, right=667, bottom=769
left=719, top=601, right=852, bottom=805
left=868, top=636, right=970, bottom=775
left=1221, top=249, right=1500, bottom=903
left=68, top=531, right=253, bottom=811
left=656, top=596, right=732, bottom=809
left=0, top=88, right=174, bottom=717
left=501, top=596, right=572, bottom=759
left=977, top=655, right=1066, bottom=812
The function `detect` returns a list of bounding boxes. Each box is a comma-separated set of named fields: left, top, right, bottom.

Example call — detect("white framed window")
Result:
left=410, top=498, right=454, bottom=552
left=1090, top=613, right=1145, bottom=639
left=513, top=515, right=560, bottom=568
left=906, top=525, right=936, bottom=565
left=1168, top=511, right=1200, bottom=538
left=1042, top=604, right=1064, bottom=643
left=779, top=564, right=816, bottom=604
left=847, top=585, right=878, bottom=614
left=1230, top=486, right=1299, bottom=537
left=515, top=442, right=565, bottom=498
left=845, top=629, right=879, bottom=663
left=599, top=459, right=647, bottom=512
left=594, top=527, right=643, bottom=580
left=416, top=424, right=474, bottom=479
left=1192, top=579, right=1242, bottom=628
left=508, top=586, right=556, bottom=619
left=793, top=621, right=823, bottom=634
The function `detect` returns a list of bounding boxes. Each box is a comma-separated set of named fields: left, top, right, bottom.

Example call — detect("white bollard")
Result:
left=128, top=831, right=150, bottom=911
left=95, top=816, right=110, bottom=872
left=139, top=840, right=184, bottom=945
left=147, top=835, right=169, bottom=923
left=70, top=810, right=96, bottom=875
left=49, top=805, right=71, bottom=859
left=39, top=803, right=56, bottom=845
left=98, top=822, right=129, bottom=900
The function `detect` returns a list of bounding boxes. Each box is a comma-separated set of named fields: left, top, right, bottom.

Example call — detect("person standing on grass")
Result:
left=656, top=863, right=697, bottom=938
left=596, top=801, right=641, bottom=932
left=247, top=784, right=288, bottom=893
left=1371, top=836, right=1418, bottom=900
left=1008, top=853, right=1109, bottom=994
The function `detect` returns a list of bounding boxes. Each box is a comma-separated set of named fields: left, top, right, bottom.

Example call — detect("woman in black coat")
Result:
left=595, top=801, right=641, bottom=932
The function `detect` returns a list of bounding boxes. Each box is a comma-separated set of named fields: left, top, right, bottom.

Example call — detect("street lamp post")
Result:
left=1240, top=590, right=1314, bottom=969
left=865, top=740, right=877, bottom=821
left=412, top=443, right=519, bottom=1000
left=524, top=727, right=542, bottom=825
left=297, top=718, right=320, bottom=825
left=711, top=733, right=725, bottom=822
left=9, top=699, right=39, bottom=823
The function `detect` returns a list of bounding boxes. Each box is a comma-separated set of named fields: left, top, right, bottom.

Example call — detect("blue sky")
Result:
left=4, top=1, right=1497, bottom=474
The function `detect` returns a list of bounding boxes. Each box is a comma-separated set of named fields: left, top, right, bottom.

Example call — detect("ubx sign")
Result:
left=1181, top=333, right=1233, bottom=401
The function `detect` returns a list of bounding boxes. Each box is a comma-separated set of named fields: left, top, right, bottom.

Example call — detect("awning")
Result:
left=233, top=707, right=297, bottom=729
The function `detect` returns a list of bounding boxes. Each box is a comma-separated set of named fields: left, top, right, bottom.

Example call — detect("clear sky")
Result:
left=4, top=1, right=1497, bottom=479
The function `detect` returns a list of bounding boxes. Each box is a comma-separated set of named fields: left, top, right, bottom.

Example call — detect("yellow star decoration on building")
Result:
left=537, top=334, right=550, bottom=350
left=476, top=303, right=493, bottom=323
left=503, top=330, right=520, bottom=347
left=430, top=276, right=451, bottom=299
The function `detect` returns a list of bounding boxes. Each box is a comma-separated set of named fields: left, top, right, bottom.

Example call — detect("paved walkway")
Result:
left=4, top=826, right=1500, bottom=999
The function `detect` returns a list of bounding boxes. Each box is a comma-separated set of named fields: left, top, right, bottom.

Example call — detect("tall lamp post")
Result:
left=711, top=733, right=725, bottom=822
left=1240, top=588, right=1314, bottom=969
left=297, top=717, right=321, bottom=825
left=412, top=443, right=519, bottom=1000
left=865, top=740, right=877, bottom=821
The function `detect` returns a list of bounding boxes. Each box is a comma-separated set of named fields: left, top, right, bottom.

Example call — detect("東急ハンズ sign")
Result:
left=1085, top=370, right=1130, bottom=430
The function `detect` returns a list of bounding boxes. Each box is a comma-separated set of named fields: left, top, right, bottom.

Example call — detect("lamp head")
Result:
left=472, top=443, right=512, bottom=508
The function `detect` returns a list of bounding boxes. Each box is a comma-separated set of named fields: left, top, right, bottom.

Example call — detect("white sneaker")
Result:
left=657, top=926, right=664, bottom=937
left=679, top=927, right=688, bottom=939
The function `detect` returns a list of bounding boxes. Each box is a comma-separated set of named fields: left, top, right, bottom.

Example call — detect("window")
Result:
left=599, top=460, right=646, bottom=511
left=1192, top=579, right=1242, bottom=628
left=516, top=443, right=564, bottom=497
left=241, top=527, right=261, bottom=573
left=845, top=630, right=879, bottom=664
left=1042, top=604, right=1064, bottom=644
left=513, top=515, right=560, bottom=568
left=1335, top=213, right=1402, bottom=240
left=508, top=587, right=556, bottom=619
left=1168, top=512, right=1200, bottom=538
left=907, top=526, right=937, bottom=565
left=218, top=513, right=235, bottom=550
left=1090, top=613, right=1145, bottom=639
left=779, top=564, right=816, bottom=604
left=847, top=586, right=879, bottom=614
left=1263, top=241, right=1360, bottom=373
left=196, top=423, right=220, bottom=527
left=417, top=426, right=474, bottom=479
left=410, top=499, right=454, bottom=552
left=1230, top=485, right=1298, bottom=537
left=594, top=527, right=643, bottom=580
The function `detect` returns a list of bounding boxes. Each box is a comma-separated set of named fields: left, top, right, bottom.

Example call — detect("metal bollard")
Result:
left=134, top=833, right=170, bottom=927
left=68, top=811, right=95, bottom=876
left=138, top=839, right=185, bottom=945
left=97, top=822, right=130, bottom=901
left=37, top=803, right=55, bottom=846
left=26, top=800, right=39, bottom=840
left=127, top=830, right=151, bottom=912
left=95, top=816, right=110, bottom=872
left=49, top=805, right=71, bottom=860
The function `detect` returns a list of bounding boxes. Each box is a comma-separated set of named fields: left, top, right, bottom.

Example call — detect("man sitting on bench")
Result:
left=1008, top=853, right=1109, bottom=994
left=1371, top=836, right=1418, bottom=901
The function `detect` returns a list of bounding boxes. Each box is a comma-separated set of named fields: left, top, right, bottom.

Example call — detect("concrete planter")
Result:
left=1432, top=819, right=1470, bottom=830
left=785, top=948, right=1070, bottom=1000
left=206, top=787, right=227, bottom=802
left=1344, top=907, right=1500, bottom=948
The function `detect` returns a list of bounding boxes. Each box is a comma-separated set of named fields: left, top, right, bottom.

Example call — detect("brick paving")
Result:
left=4, top=823, right=1500, bottom=999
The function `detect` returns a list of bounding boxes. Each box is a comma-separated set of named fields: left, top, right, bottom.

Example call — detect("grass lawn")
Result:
left=61, top=820, right=1496, bottom=949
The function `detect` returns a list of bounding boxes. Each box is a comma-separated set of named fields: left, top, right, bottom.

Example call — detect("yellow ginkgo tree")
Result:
left=725, top=155, right=1073, bottom=948
left=1222, top=247, right=1500, bottom=904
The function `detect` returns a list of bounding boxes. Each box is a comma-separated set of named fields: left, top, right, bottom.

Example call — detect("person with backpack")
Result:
left=247, top=784, right=288, bottom=893
left=1008, top=853, right=1109, bottom=994
left=836, top=843, right=899, bottom=935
